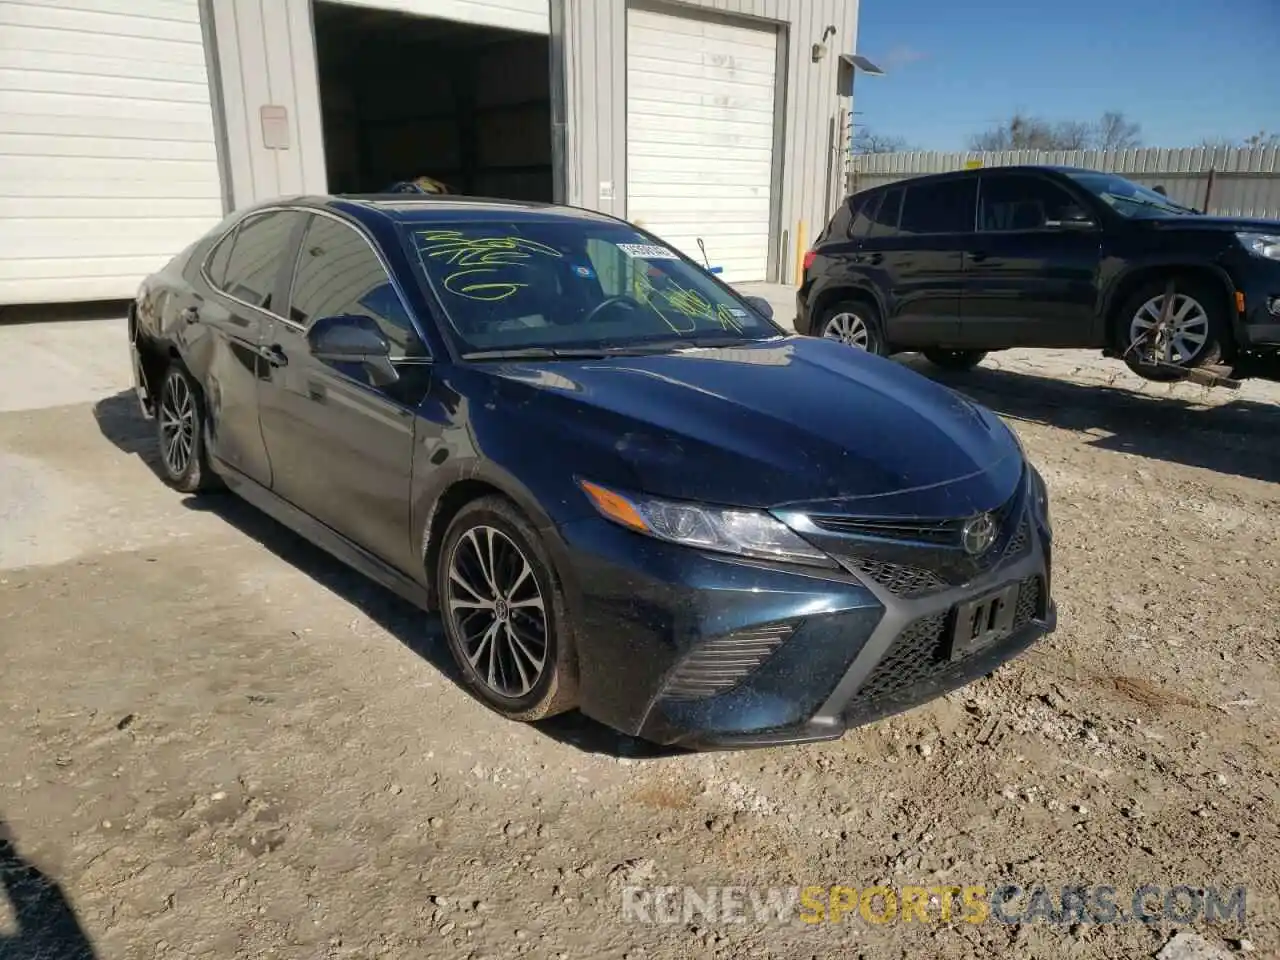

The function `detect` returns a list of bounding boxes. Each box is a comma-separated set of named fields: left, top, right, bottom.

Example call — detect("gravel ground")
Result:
left=1, top=313, right=1278, bottom=960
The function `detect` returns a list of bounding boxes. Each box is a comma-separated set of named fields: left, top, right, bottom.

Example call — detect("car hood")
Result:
left=488, top=337, right=1023, bottom=514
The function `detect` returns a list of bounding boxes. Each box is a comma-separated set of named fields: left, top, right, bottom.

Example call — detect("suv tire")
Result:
left=1118, top=277, right=1227, bottom=381
left=818, top=299, right=887, bottom=355
left=922, top=349, right=988, bottom=371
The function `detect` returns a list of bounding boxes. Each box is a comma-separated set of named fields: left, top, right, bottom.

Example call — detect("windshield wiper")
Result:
left=461, top=347, right=616, bottom=360
left=1108, top=193, right=1193, bottom=215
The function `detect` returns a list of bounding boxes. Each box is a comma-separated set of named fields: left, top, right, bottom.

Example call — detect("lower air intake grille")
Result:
left=852, top=576, right=1044, bottom=704
left=662, top=623, right=795, bottom=701
left=838, top=556, right=948, bottom=598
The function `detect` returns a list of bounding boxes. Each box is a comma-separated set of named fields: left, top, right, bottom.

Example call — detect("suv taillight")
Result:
left=802, top=250, right=816, bottom=272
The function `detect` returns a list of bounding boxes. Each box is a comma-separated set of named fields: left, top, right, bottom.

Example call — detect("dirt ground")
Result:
left=1, top=312, right=1278, bottom=960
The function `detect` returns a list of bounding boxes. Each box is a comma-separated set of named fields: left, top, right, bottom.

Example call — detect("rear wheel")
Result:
left=1119, top=278, right=1226, bottom=381
left=922, top=348, right=988, bottom=371
left=156, top=364, right=219, bottom=493
left=819, top=299, right=886, bottom=355
left=438, top=496, right=578, bottom=722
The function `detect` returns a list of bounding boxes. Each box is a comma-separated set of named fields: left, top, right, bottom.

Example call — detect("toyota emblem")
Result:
left=961, top=513, right=997, bottom=555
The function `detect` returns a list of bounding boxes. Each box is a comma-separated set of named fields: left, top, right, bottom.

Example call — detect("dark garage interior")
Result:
left=312, top=1, right=554, bottom=201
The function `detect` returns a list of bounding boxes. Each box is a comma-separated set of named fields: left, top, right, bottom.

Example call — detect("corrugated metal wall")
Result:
left=848, top=146, right=1280, bottom=219
left=563, top=0, right=860, bottom=282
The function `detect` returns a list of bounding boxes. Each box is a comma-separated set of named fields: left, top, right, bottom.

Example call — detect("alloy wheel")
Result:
left=1128, top=293, right=1209, bottom=365
left=823, top=311, right=871, bottom=349
left=445, top=525, right=548, bottom=699
left=159, top=372, right=196, bottom=477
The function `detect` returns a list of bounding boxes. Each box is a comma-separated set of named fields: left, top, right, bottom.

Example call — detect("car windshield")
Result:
left=407, top=219, right=781, bottom=357
left=1065, top=171, right=1199, bottom=218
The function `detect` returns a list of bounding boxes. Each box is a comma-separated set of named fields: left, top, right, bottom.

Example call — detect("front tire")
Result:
left=922, top=348, right=988, bottom=371
left=818, top=299, right=887, bottom=355
left=156, top=364, right=219, bottom=493
left=437, top=496, right=578, bottom=722
left=1119, top=278, right=1226, bottom=381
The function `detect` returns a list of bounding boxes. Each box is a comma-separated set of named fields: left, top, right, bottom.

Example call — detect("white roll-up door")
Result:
left=0, top=0, right=224, bottom=305
left=626, top=6, right=778, bottom=283
left=323, top=0, right=549, bottom=35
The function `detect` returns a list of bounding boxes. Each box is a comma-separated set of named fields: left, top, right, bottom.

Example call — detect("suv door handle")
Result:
left=968, top=251, right=989, bottom=263
left=259, top=344, right=288, bottom=367
left=179, top=306, right=199, bottom=324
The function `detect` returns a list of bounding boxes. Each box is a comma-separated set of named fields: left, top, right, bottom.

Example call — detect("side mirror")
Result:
left=742, top=295, right=774, bottom=320
left=308, top=314, right=399, bottom=386
left=1046, top=205, right=1096, bottom=229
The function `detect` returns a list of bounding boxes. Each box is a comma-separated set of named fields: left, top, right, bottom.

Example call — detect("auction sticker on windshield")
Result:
left=618, top=243, right=680, bottom=260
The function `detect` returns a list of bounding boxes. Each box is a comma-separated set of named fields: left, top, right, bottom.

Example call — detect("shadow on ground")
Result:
left=91, top=390, right=676, bottom=758
left=0, top=819, right=97, bottom=960
left=898, top=355, right=1280, bottom=485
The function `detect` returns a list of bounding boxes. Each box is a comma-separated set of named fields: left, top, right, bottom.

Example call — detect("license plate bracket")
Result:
left=950, top=583, right=1020, bottom=659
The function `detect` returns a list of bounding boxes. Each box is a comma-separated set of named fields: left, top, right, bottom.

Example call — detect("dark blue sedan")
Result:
left=129, top=195, right=1056, bottom=748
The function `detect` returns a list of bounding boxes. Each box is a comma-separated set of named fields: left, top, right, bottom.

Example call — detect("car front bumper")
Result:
left=1227, top=250, right=1280, bottom=349
left=552, top=495, right=1055, bottom=749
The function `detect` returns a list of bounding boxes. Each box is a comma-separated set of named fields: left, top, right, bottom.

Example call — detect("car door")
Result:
left=194, top=209, right=302, bottom=486
left=962, top=172, right=1103, bottom=346
left=256, top=211, right=431, bottom=571
left=872, top=177, right=976, bottom=346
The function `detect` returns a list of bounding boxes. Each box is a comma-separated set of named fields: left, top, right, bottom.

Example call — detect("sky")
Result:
left=850, top=0, right=1280, bottom=151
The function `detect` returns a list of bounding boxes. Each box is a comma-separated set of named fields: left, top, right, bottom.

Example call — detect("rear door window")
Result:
left=205, top=227, right=237, bottom=289
left=219, top=210, right=299, bottom=312
left=898, top=179, right=977, bottom=235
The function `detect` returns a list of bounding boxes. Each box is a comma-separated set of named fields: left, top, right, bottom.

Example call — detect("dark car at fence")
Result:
left=797, top=165, right=1280, bottom=380
left=130, top=194, right=1055, bottom=749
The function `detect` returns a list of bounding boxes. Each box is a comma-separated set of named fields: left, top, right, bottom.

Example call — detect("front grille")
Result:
left=838, top=555, right=948, bottom=598
left=662, top=623, right=795, bottom=701
left=808, top=515, right=961, bottom=545
left=851, top=576, right=1043, bottom=705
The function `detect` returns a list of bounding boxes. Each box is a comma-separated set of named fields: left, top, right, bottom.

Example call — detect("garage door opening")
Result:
left=313, top=2, right=553, bottom=202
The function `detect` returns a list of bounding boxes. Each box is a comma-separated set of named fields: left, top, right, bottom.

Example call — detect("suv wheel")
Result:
left=438, top=496, right=578, bottom=722
left=922, top=349, right=988, bottom=371
left=1119, top=278, right=1226, bottom=381
left=819, top=300, right=886, bottom=355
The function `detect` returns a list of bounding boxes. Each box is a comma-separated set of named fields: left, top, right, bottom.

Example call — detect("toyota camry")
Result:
left=129, top=195, right=1056, bottom=748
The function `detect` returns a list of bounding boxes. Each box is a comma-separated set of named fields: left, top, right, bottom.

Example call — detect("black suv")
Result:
left=797, top=165, right=1280, bottom=380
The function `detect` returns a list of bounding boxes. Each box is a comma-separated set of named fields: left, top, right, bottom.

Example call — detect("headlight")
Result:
left=1029, top=466, right=1052, bottom=536
left=578, top=480, right=835, bottom=567
left=1236, top=232, right=1280, bottom=260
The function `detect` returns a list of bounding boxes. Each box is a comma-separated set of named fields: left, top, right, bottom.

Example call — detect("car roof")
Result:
left=854, top=164, right=1096, bottom=196
left=249, top=193, right=627, bottom=227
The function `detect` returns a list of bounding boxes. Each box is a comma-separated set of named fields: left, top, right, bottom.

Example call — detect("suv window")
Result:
left=899, top=178, right=977, bottom=235
left=868, top=188, right=903, bottom=237
left=848, top=193, right=876, bottom=239
left=818, top=201, right=854, bottom=244
left=219, top=210, right=297, bottom=311
left=980, top=174, right=1081, bottom=231
left=289, top=214, right=421, bottom=358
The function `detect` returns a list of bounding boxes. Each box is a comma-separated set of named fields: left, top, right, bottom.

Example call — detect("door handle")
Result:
left=866, top=252, right=884, bottom=265
left=259, top=343, right=288, bottom=367
left=968, top=251, right=989, bottom=263
left=179, top=306, right=199, bottom=324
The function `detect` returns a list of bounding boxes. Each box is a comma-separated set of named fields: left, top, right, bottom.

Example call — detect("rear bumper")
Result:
left=553, top=494, right=1054, bottom=750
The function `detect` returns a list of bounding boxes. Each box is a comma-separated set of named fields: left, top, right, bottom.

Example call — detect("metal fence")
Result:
left=847, top=146, right=1280, bottom=219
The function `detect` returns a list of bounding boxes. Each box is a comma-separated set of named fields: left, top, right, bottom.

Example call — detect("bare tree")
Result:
left=1201, top=131, right=1280, bottom=149
left=1095, top=111, right=1142, bottom=150
left=969, top=110, right=1143, bottom=152
left=851, top=128, right=913, bottom=154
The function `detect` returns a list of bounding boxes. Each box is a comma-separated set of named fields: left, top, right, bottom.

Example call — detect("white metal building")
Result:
left=0, top=0, right=859, bottom=305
